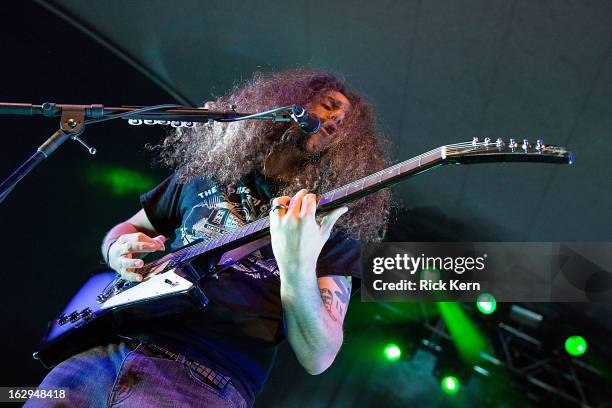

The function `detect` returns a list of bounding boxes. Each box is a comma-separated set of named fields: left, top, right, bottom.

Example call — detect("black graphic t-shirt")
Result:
left=130, top=172, right=362, bottom=404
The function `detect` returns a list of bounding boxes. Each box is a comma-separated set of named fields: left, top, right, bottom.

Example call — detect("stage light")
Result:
left=438, top=302, right=488, bottom=364
left=476, top=293, right=496, bottom=315
left=86, top=164, right=156, bottom=196
left=440, top=375, right=460, bottom=394
left=433, top=353, right=470, bottom=396
left=565, top=335, right=587, bottom=356
left=383, top=343, right=402, bottom=361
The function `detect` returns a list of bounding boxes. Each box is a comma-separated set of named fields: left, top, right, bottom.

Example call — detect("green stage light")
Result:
left=476, top=293, right=497, bottom=315
left=565, top=335, right=587, bottom=356
left=441, top=376, right=460, bottom=394
left=383, top=343, right=402, bottom=361
left=86, top=164, right=157, bottom=197
left=438, top=302, right=489, bottom=364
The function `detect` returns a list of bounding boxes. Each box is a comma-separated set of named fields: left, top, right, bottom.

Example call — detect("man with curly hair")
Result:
left=28, top=70, right=390, bottom=408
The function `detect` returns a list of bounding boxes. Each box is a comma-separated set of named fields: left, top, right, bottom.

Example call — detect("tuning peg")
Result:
left=536, top=139, right=543, bottom=151
left=509, top=138, right=517, bottom=150
left=496, top=138, right=503, bottom=148
left=472, top=137, right=479, bottom=146
left=127, top=119, right=143, bottom=126
left=522, top=138, right=529, bottom=151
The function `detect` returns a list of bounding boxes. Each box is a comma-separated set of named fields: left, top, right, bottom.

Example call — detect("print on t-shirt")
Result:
left=179, top=183, right=279, bottom=280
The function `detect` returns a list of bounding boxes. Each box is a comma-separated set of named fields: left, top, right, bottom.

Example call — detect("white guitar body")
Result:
left=100, top=269, right=194, bottom=309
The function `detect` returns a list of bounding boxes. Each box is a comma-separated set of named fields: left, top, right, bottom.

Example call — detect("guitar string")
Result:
left=141, top=140, right=542, bottom=272
left=141, top=148, right=437, bottom=271
left=140, top=142, right=489, bottom=271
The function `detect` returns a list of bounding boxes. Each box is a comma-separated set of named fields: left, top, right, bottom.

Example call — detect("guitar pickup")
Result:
left=68, top=311, right=81, bottom=323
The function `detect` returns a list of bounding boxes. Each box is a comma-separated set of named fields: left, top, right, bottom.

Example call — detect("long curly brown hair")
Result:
left=157, top=69, right=391, bottom=241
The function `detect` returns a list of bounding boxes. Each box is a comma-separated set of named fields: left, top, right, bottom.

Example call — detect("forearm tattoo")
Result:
left=320, top=288, right=337, bottom=321
left=319, top=276, right=352, bottom=321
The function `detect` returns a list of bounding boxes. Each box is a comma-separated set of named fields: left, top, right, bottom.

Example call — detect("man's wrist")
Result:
left=279, top=263, right=318, bottom=300
left=277, top=256, right=317, bottom=274
left=102, top=237, right=120, bottom=266
left=278, top=261, right=317, bottom=282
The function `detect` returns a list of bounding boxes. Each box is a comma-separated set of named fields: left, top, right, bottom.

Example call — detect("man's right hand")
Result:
left=108, top=233, right=166, bottom=281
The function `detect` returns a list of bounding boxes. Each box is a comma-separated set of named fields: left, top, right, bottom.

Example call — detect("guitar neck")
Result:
left=142, top=139, right=572, bottom=272
left=142, top=147, right=446, bottom=272
left=318, top=146, right=446, bottom=209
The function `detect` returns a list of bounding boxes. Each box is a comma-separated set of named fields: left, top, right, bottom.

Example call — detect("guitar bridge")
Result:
left=96, top=277, right=136, bottom=303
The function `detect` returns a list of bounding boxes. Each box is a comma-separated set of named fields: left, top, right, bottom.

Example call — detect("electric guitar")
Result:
left=33, top=138, right=573, bottom=367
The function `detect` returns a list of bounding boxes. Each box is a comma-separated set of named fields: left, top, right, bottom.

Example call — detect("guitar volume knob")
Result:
left=80, top=308, right=93, bottom=321
left=68, top=311, right=81, bottom=323
left=57, top=314, right=69, bottom=326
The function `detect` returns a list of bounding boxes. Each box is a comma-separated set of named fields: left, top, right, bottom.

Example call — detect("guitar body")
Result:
left=34, top=266, right=208, bottom=368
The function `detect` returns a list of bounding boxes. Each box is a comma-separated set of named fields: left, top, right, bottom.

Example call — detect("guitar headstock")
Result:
left=442, top=138, right=573, bottom=165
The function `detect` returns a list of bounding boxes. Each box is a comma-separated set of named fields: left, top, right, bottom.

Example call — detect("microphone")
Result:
left=290, top=105, right=321, bottom=134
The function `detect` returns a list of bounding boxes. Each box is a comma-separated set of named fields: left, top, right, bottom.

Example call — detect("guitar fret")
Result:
left=394, top=164, right=401, bottom=176
left=198, top=242, right=212, bottom=259
left=176, top=248, right=191, bottom=263
left=340, top=185, right=349, bottom=199
left=217, top=234, right=232, bottom=248
left=189, top=243, right=203, bottom=259
left=342, top=185, right=351, bottom=198
left=221, top=232, right=234, bottom=246
left=365, top=174, right=374, bottom=183
left=255, top=218, right=266, bottom=232
left=210, top=235, right=227, bottom=251
left=237, top=224, right=249, bottom=239
left=244, top=221, right=257, bottom=236
left=347, top=182, right=357, bottom=196
left=178, top=248, right=188, bottom=261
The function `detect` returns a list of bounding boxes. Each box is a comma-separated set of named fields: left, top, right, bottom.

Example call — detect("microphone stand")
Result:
left=0, top=102, right=293, bottom=204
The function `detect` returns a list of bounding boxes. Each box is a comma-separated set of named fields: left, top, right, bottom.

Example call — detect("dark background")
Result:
left=1, top=1, right=611, bottom=406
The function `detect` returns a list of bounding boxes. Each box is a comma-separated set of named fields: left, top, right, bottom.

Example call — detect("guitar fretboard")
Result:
left=143, top=146, right=446, bottom=273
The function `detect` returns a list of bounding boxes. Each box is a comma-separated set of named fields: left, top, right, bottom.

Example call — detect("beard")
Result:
left=258, top=126, right=325, bottom=181
left=278, top=125, right=326, bottom=159
left=279, top=125, right=308, bottom=150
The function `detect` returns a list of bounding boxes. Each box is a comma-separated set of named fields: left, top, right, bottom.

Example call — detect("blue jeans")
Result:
left=24, top=341, right=248, bottom=408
